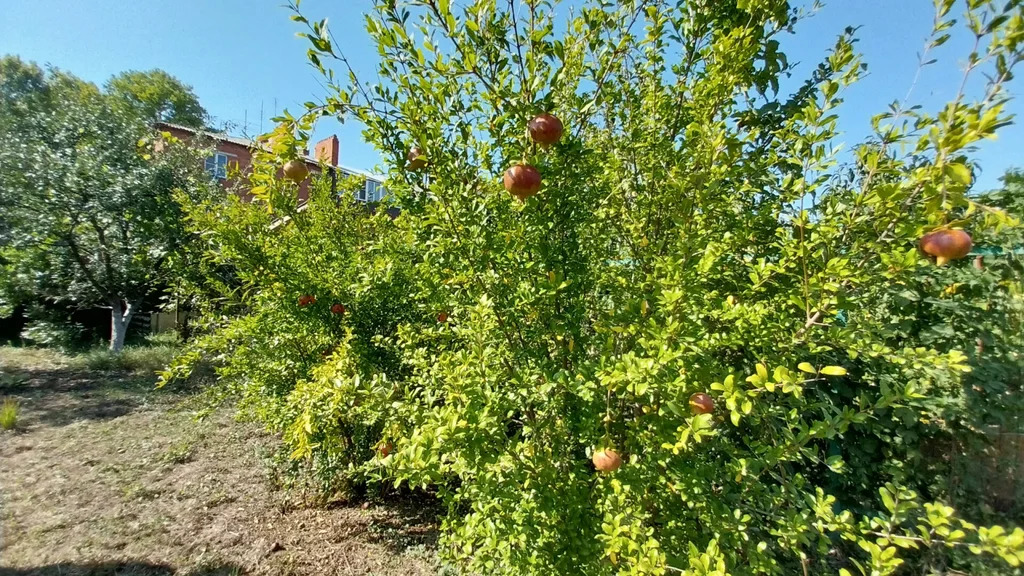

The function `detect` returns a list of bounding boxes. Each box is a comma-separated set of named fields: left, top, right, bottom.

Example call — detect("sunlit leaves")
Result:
left=156, top=0, right=1024, bottom=574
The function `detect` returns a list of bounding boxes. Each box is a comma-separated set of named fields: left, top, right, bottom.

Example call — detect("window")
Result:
left=365, top=179, right=384, bottom=202
left=205, top=152, right=229, bottom=180
left=356, top=181, right=368, bottom=202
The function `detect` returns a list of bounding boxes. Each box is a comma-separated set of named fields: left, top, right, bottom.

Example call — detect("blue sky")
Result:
left=1, top=0, right=1020, bottom=190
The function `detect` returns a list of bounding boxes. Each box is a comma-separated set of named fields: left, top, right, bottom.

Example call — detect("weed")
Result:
left=162, top=439, right=196, bottom=464
left=69, top=343, right=179, bottom=374
left=0, top=398, right=19, bottom=430
left=121, top=481, right=161, bottom=501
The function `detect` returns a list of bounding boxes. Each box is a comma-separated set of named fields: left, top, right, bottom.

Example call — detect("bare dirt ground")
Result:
left=0, top=347, right=440, bottom=576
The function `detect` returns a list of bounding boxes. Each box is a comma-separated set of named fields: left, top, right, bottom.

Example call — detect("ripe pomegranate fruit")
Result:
left=379, top=442, right=394, bottom=457
left=407, top=147, right=427, bottom=170
left=593, top=449, right=622, bottom=472
left=298, top=295, right=316, bottom=307
left=438, top=312, right=449, bottom=323
left=331, top=303, right=346, bottom=315
left=528, top=113, right=564, bottom=146
left=503, top=163, right=542, bottom=201
left=920, top=229, right=972, bottom=265
left=689, top=392, right=714, bottom=415
left=282, top=159, right=309, bottom=184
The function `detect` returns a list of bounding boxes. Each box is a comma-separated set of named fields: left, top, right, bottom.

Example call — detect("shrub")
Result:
left=20, top=313, right=85, bottom=350
left=0, top=398, right=19, bottom=430
left=167, top=1, right=1024, bottom=574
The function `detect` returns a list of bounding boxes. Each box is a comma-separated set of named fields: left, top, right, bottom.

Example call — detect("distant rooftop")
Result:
left=154, top=121, right=385, bottom=182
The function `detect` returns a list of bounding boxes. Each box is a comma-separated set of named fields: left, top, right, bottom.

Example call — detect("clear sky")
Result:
left=1, top=0, right=1020, bottom=190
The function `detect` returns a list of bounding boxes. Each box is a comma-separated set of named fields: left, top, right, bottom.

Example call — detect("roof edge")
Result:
left=153, top=121, right=385, bottom=182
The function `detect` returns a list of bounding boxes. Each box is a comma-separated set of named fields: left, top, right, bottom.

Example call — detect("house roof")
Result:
left=154, top=121, right=385, bottom=183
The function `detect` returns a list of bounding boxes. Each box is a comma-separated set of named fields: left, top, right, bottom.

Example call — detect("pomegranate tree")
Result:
left=165, top=1, right=1024, bottom=574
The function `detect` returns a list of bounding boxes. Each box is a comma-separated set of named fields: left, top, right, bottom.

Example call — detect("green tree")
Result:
left=0, top=56, right=218, bottom=351
left=106, top=68, right=207, bottom=128
left=167, top=1, right=1024, bottom=574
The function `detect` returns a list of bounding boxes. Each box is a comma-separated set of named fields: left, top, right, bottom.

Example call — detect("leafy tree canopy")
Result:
left=0, top=56, right=218, bottom=350
left=106, top=68, right=208, bottom=128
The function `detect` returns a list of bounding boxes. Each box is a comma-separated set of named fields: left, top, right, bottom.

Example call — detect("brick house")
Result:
left=154, top=122, right=386, bottom=205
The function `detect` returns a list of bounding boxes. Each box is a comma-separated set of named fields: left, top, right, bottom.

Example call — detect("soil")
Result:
left=0, top=347, right=441, bottom=576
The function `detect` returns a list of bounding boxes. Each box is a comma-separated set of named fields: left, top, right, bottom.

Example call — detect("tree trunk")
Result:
left=109, top=298, right=138, bottom=352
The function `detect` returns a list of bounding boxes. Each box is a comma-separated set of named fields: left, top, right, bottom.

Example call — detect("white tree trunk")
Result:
left=109, top=298, right=137, bottom=352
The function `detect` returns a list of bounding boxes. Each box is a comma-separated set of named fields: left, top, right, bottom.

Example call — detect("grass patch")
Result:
left=63, top=334, right=182, bottom=374
left=1, top=334, right=181, bottom=376
left=0, top=346, right=68, bottom=371
left=69, top=344, right=179, bottom=374
left=0, top=398, right=19, bottom=430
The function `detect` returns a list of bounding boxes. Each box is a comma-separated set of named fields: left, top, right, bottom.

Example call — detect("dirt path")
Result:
left=0, top=348, right=440, bottom=576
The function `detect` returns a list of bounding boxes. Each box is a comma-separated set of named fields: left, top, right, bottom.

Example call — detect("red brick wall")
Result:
left=157, top=124, right=321, bottom=204
left=315, top=135, right=339, bottom=166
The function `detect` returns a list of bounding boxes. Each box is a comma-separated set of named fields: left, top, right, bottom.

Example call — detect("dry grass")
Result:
left=0, top=346, right=441, bottom=575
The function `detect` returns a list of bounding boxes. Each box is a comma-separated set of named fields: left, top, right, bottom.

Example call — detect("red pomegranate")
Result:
left=592, top=449, right=622, bottom=473
left=379, top=442, right=394, bottom=457
left=503, top=164, right=542, bottom=201
left=528, top=113, right=564, bottom=146
left=298, top=294, right=316, bottom=307
left=689, top=392, right=714, bottom=415
left=920, top=229, right=972, bottom=265
left=438, top=312, right=449, bottom=323
left=407, top=147, right=427, bottom=171
left=331, top=303, right=346, bottom=315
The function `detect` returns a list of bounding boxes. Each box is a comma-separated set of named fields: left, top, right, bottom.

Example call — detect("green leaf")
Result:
left=944, top=162, right=972, bottom=186
left=798, top=362, right=816, bottom=374
left=826, top=455, right=844, bottom=472
left=756, top=363, right=768, bottom=380
left=821, top=366, right=847, bottom=376
left=880, top=487, right=896, bottom=513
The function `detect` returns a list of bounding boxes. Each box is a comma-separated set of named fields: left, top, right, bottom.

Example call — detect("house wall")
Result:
left=157, top=124, right=320, bottom=203
left=155, top=122, right=385, bottom=207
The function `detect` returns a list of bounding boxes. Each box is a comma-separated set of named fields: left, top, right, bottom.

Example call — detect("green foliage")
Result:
left=162, top=174, right=415, bottom=479
left=0, top=398, right=19, bottom=430
left=18, top=304, right=86, bottom=350
left=105, top=69, right=208, bottom=128
left=0, top=56, right=220, bottom=350
left=70, top=342, right=181, bottom=374
left=169, top=1, right=1024, bottom=574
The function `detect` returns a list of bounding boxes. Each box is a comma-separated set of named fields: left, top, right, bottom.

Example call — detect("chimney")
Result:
left=314, top=135, right=339, bottom=166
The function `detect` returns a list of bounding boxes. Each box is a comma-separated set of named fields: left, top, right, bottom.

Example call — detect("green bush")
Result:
left=166, top=1, right=1024, bottom=574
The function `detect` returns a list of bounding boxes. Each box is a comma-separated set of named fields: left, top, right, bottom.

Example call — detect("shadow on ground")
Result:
left=362, top=492, right=442, bottom=555
left=0, top=364, right=183, bottom=428
left=1, top=560, right=242, bottom=576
